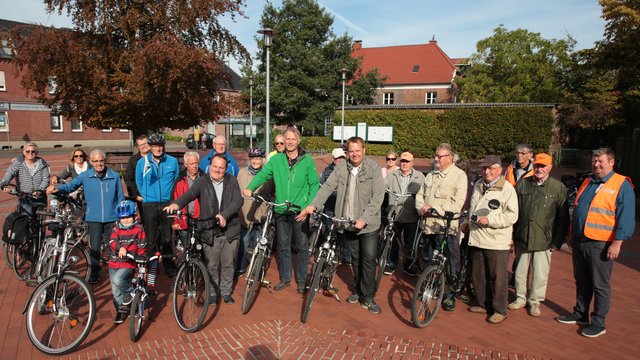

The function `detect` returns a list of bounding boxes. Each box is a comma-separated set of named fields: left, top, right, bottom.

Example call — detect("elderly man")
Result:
left=505, top=144, right=534, bottom=186
left=415, top=143, right=468, bottom=310
left=384, top=151, right=424, bottom=276
left=199, top=135, right=239, bottom=176
left=244, top=127, right=319, bottom=294
left=172, top=151, right=204, bottom=247
left=307, top=137, right=385, bottom=314
left=136, top=133, right=180, bottom=277
left=166, top=155, right=243, bottom=304
left=1, top=142, right=50, bottom=218
left=47, top=149, right=124, bottom=284
left=557, top=148, right=635, bottom=338
left=510, top=153, right=569, bottom=317
left=463, top=155, right=518, bottom=324
left=269, top=134, right=286, bottom=158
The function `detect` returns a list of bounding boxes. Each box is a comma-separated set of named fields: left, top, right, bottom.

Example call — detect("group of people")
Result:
left=0, top=135, right=634, bottom=337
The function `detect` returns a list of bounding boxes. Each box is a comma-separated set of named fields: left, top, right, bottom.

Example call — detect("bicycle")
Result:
left=301, top=211, right=354, bottom=323
left=169, top=211, right=213, bottom=332
left=375, top=189, right=413, bottom=291
left=126, top=252, right=161, bottom=342
left=241, top=194, right=292, bottom=314
left=23, top=212, right=96, bottom=355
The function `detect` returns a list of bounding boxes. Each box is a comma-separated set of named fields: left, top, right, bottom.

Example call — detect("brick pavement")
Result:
left=0, top=150, right=638, bottom=360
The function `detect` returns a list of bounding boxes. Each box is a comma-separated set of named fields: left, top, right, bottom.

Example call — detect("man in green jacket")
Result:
left=509, top=153, right=569, bottom=317
left=243, top=127, right=319, bottom=294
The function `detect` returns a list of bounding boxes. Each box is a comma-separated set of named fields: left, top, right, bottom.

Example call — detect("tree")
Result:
left=455, top=25, right=575, bottom=103
left=253, top=0, right=382, bottom=134
left=10, top=0, right=249, bottom=133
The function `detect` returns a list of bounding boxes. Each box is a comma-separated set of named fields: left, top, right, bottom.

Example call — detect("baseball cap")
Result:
left=533, top=153, right=552, bottom=166
left=332, top=148, right=346, bottom=159
left=399, top=152, right=414, bottom=162
left=480, top=155, right=501, bottom=167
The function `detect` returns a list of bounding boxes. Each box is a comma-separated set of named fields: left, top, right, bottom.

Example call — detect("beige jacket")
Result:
left=415, top=164, right=468, bottom=235
left=237, top=166, right=274, bottom=228
left=466, top=176, right=519, bottom=250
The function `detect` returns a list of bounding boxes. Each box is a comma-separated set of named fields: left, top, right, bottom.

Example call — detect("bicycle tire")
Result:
left=375, top=231, right=393, bottom=291
left=172, top=259, right=210, bottom=332
left=25, top=273, right=96, bottom=355
left=129, top=291, right=144, bottom=341
left=67, top=243, right=91, bottom=282
left=14, top=238, right=36, bottom=280
left=411, top=264, right=445, bottom=328
left=3, top=243, right=15, bottom=270
left=301, top=256, right=325, bottom=323
left=308, top=226, right=322, bottom=260
left=241, top=250, right=265, bottom=314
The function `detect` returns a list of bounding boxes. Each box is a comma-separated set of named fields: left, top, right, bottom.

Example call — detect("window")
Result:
left=71, top=119, right=83, bottom=132
left=101, top=128, right=113, bottom=132
left=346, top=94, right=354, bottom=105
left=48, top=76, right=58, bottom=94
left=0, top=39, right=10, bottom=58
left=0, top=111, right=8, bottom=132
left=0, top=71, right=5, bottom=91
left=119, top=128, right=129, bottom=133
left=425, top=92, right=437, bottom=104
left=412, top=65, right=420, bottom=73
left=50, top=113, right=63, bottom=132
left=383, top=92, right=394, bottom=105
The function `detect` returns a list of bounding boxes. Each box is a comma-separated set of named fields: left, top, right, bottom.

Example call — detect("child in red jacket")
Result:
left=109, top=200, right=146, bottom=324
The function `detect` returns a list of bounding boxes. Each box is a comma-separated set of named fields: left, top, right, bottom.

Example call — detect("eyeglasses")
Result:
left=386, top=157, right=397, bottom=161
left=434, top=153, right=451, bottom=159
left=73, top=154, right=84, bottom=158
left=400, top=159, right=412, bottom=163
left=91, top=159, right=105, bottom=163
left=24, top=150, right=37, bottom=154
left=275, top=142, right=284, bottom=145
left=136, top=142, right=148, bottom=147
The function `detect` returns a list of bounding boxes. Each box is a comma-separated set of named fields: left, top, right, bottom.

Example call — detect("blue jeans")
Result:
left=345, top=229, right=379, bottom=302
left=237, top=224, right=262, bottom=273
left=87, top=222, right=114, bottom=280
left=109, top=268, right=134, bottom=310
left=275, top=213, right=309, bottom=285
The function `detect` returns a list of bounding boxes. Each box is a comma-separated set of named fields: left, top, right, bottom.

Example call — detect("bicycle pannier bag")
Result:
left=2, top=212, right=30, bottom=245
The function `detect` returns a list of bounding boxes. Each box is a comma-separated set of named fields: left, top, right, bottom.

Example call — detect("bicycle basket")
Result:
left=2, top=211, right=31, bottom=245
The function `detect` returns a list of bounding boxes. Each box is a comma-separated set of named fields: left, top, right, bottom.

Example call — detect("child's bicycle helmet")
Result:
left=116, top=200, right=137, bottom=219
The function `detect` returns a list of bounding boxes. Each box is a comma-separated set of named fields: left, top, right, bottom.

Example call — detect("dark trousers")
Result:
left=389, top=221, right=418, bottom=269
left=87, top=221, right=113, bottom=280
left=345, top=229, right=379, bottom=302
left=573, top=239, right=613, bottom=328
left=471, top=247, right=509, bottom=315
left=275, top=213, right=309, bottom=284
left=426, top=233, right=458, bottom=276
left=141, top=202, right=175, bottom=269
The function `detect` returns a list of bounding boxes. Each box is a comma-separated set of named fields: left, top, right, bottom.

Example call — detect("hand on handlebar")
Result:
left=163, top=203, right=180, bottom=213
left=215, top=214, right=227, bottom=228
left=354, top=218, right=367, bottom=230
left=420, top=204, right=432, bottom=216
left=243, top=189, right=253, bottom=198
left=476, top=216, right=489, bottom=227
left=118, top=246, right=127, bottom=258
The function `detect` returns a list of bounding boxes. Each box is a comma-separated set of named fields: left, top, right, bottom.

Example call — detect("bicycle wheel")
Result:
left=14, top=238, right=36, bottom=280
left=301, top=256, right=325, bottom=323
left=241, top=251, right=265, bottom=314
left=25, top=273, right=96, bottom=355
left=375, top=234, right=392, bottom=291
left=308, top=226, right=322, bottom=260
left=129, top=292, right=144, bottom=341
left=67, top=243, right=91, bottom=282
left=411, top=264, right=445, bottom=328
left=3, top=243, right=15, bottom=270
left=173, top=259, right=210, bottom=332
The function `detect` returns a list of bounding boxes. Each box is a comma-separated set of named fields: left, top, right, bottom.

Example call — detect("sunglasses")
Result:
left=73, top=154, right=84, bottom=158
left=24, top=150, right=37, bottom=154
left=400, top=159, right=411, bottom=163
left=386, top=157, right=397, bottom=161
left=275, top=142, right=284, bottom=145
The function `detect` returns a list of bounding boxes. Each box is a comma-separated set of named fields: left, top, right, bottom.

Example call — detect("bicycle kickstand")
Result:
left=324, top=286, right=340, bottom=302
left=263, top=279, right=272, bottom=293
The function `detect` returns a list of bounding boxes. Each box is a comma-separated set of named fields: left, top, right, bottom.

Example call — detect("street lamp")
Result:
left=340, top=68, right=348, bottom=144
left=249, top=75, right=253, bottom=149
left=258, top=27, right=274, bottom=159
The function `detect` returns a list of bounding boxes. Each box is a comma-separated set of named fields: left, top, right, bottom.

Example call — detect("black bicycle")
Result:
left=126, top=252, right=161, bottom=342
left=301, top=211, right=354, bottom=323
left=169, top=211, right=213, bottom=332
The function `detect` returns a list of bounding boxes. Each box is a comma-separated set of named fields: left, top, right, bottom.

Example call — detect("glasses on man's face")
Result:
left=275, top=142, right=284, bottom=145
left=516, top=151, right=529, bottom=156
left=434, top=153, right=451, bottom=159
left=137, top=142, right=148, bottom=148
left=91, top=159, right=105, bottom=163
left=25, top=150, right=37, bottom=154
left=386, top=157, right=397, bottom=161
left=400, top=159, right=411, bottom=164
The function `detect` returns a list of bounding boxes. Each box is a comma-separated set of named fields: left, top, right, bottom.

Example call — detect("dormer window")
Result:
left=412, top=65, right=420, bottom=73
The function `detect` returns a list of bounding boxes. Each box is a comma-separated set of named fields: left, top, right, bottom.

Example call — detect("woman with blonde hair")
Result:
left=51, top=148, right=92, bottom=184
left=381, top=150, right=399, bottom=178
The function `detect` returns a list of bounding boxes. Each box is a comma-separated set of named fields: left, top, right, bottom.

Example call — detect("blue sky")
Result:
left=1, top=0, right=606, bottom=73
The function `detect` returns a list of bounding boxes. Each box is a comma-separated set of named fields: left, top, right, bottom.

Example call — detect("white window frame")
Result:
left=71, top=119, right=83, bottom=132
left=425, top=91, right=437, bottom=104
left=50, top=113, right=63, bottom=132
left=101, top=127, right=113, bottom=132
left=119, top=128, right=129, bottom=133
left=383, top=92, right=394, bottom=105
left=0, top=71, right=6, bottom=91
left=0, top=111, right=8, bottom=132
left=48, top=76, right=58, bottom=94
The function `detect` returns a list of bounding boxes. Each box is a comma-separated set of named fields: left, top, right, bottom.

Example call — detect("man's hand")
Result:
left=135, top=196, right=143, bottom=202
left=171, top=223, right=181, bottom=231
left=420, top=204, right=432, bottom=216
left=355, top=218, right=367, bottom=230
left=243, top=189, right=253, bottom=198
left=46, top=185, right=57, bottom=195
left=163, top=203, right=179, bottom=213
left=118, top=247, right=127, bottom=258
left=295, top=208, right=309, bottom=222
left=305, top=205, right=316, bottom=215
left=607, top=240, right=622, bottom=260
left=215, top=214, right=227, bottom=228
left=476, top=216, right=489, bottom=227
left=50, top=176, right=59, bottom=184
left=1, top=187, right=9, bottom=193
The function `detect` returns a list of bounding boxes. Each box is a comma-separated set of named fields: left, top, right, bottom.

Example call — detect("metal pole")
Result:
left=340, top=68, right=348, bottom=144
left=265, top=46, right=271, bottom=159
left=249, top=77, right=253, bottom=149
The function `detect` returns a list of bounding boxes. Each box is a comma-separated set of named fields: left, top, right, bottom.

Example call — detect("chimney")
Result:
left=352, top=40, right=362, bottom=51
left=429, top=35, right=437, bottom=44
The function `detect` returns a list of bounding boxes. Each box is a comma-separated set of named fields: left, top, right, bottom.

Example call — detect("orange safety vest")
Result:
left=575, top=173, right=633, bottom=241
left=505, top=161, right=533, bottom=186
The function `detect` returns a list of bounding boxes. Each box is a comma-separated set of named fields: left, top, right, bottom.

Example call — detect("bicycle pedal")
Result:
left=263, top=280, right=272, bottom=292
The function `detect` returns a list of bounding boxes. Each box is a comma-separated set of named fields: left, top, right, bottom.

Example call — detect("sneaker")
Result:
left=488, top=313, right=508, bottom=324
left=122, top=292, right=134, bottom=306
left=208, top=294, right=218, bottom=305
left=223, top=294, right=234, bottom=304
left=114, top=311, right=127, bottom=324
left=274, top=280, right=291, bottom=291
left=297, top=282, right=307, bottom=294
left=508, top=298, right=526, bottom=310
left=346, top=294, right=359, bottom=304
left=234, top=270, right=246, bottom=279
left=468, top=306, right=487, bottom=314
left=383, top=264, right=395, bottom=275
left=557, top=313, right=589, bottom=325
left=442, top=298, right=456, bottom=311
left=581, top=325, right=606, bottom=338
left=360, top=299, right=381, bottom=314
left=528, top=303, right=541, bottom=317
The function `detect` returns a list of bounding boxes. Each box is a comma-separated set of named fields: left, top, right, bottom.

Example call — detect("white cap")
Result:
left=331, top=148, right=346, bottom=159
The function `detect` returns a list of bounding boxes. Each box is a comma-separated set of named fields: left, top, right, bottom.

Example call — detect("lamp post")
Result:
left=340, top=68, right=348, bottom=144
left=258, top=28, right=274, bottom=159
left=249, top=75, right=253, bottom=149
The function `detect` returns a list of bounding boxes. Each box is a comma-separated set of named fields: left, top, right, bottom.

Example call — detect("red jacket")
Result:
left=108, top=224, right=146, bottom=269
left=173, top=173, right=202, bottom=230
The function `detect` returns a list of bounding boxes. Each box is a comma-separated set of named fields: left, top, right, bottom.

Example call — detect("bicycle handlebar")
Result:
left=125, top=252, right=161, bottom=264
left=385, top=189, right=414, bottom=199
left=248, top=193, right=300, bottom=211
left=426, top=207, right=468, bottom=221
left=313, top=211, right=356, bottom=227
left=168, top=210, right=219, bottom=224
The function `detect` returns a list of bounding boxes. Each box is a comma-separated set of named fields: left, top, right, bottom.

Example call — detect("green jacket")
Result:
left=514, top=176, right=569, bottom=251
left=247, top=148, right=319, bottom=214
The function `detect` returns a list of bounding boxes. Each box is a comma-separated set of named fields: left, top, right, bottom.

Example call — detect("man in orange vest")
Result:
left=504, top=144, right=534, bottom=186
left=556, top=147, right=635, bottom=338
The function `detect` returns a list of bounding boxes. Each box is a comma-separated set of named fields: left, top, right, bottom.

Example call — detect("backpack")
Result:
left=2, top=211, right=31, bottom=245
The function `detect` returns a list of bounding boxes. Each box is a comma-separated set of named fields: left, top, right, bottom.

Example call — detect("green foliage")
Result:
left=300, top=136, right=337, bottom=152
left=163, top=133, right=185, bottom=142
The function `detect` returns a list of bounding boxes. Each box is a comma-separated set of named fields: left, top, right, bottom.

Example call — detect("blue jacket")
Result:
left=56, top=168, right=124, bottom=223
left=136, top=152, right=180, bottom=203
left=199, top=150, right=239, bottom=176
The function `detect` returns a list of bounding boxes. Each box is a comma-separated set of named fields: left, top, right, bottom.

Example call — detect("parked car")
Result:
left=186, top=132, right=214, bottom=149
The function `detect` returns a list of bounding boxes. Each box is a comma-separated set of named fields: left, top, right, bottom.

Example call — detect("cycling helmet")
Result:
left=147, top=133, right=166, bottom=146
left=248, top=148, right=265, bottom=158
left=116, top=200, right=137, bottom=219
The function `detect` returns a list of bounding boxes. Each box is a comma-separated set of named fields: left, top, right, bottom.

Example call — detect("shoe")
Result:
left=403, top=267, right=418, bottom=277
left=488, top=313, right=508, bottom=324
left=360, top=299, right=381, bottom=314
left=508, top=298, right=526, bottom=310
left=468, top=306, right=487, bottom=314
left=457, top=293, right=470, bottom=304
left=346, top=294, right=359, bottom=304
left=234, top=270, right=246, bottom=279
left=223, top=294, right=234, bottom=304
left=122, top=292, right=134, bottom=306
left=274, top=280, right=290, bottom=291
left=442, top=298, right=456, bottom=311
left=581, top=325, right=606, bottom=338
left=528, top=303, right=541, bottom=317
left=297, top=282, right=307, bottom=294
left=118, top=304, right=131, bottom=313
left=88, top=274, right=101, bottom=285
left=114, top=312, right=128, bottom=324
left=383, top=264, right=395, bottom=275
left=208, top=294, right=218, bottom=304
left=557, top=313, right=589, bottom=325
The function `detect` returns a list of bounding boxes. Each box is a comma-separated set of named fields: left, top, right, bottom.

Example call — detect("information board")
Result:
left=367, top=126, right=393, bottom=142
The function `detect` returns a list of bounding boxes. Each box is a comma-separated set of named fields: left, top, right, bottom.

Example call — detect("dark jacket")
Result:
left=514, top=176, right=569, bottom=251
left=173, top=173, right=243, bottom=245
left=124, top=152, right=142, bottom=198
left=58, top=162, right=92, bottom=182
